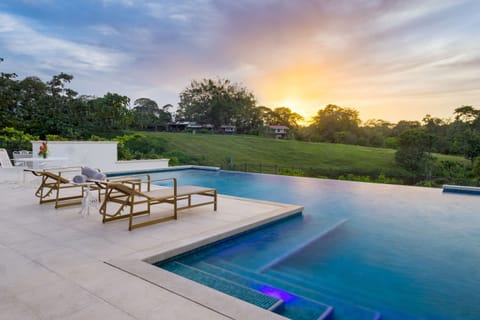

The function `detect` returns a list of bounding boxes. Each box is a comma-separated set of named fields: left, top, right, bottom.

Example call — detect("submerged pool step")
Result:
left=213, top=259, right=382, bottom=320
left=161, top=261, right=283, bottom=311
left=194, top=261, right=333, bottom=320
left=258, top=219, right=349, bottom=272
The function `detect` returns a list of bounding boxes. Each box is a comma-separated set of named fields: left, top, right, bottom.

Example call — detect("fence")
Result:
left=219, top=162, right=477, bottom=187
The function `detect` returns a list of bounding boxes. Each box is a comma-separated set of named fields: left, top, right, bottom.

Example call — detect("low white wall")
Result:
left=31, top=141, right=170, bottom=172
left=111, top=159, right=170, bottom=173
left=32, top=141, right=118, bottom=171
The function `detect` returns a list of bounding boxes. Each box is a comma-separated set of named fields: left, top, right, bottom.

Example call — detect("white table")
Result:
left=76, top=182, right=99, bottom=216
left=16, top=156, right=68, bottom=169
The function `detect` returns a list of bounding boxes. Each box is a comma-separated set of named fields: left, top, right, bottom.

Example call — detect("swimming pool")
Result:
left=149, top=169, right=480, bottom=320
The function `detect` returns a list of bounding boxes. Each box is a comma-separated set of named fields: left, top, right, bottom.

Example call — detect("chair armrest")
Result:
left=148, top=177, right=177, bottom=192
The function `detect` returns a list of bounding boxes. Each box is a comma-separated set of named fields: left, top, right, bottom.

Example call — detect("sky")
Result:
left=1, top=0, right=479, bottom=124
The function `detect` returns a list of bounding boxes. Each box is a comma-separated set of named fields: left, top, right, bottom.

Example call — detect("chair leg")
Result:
left=214, top=190, right=217, bottom=211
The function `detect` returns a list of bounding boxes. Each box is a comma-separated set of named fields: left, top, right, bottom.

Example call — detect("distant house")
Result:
left=167, top=121, right=190, bottom=131
left=219, top=125, right=236, bottom=134
left=167, top=122, right=213, bottom=133
left=269, top=125, right=289, bottom=139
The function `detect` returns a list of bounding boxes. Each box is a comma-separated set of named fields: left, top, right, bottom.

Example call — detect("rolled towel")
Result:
left=92, top=172, right=106, bottom=181
left=81, top=166, right=99, bottom=179
left=72, top=174, right=87, bottom=184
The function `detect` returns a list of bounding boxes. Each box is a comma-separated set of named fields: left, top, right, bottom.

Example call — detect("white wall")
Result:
left=32, top=141, right=117, bottom=170
left=112, top=159, right=170, bottom=173
left=31, top=141, right=169, bottom=172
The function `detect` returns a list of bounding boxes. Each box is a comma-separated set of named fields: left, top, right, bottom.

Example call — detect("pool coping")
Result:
left=107, top=194, right=303, bottom=320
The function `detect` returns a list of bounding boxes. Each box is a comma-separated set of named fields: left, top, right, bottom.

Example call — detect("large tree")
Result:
left=395, top=128, right=434, bottom=173
left=451, top=106, right=480, bottom=163
left=132, top=98, right=172, bottom=131
left=310, top=104, right=361, bottom=143
left=360, top=119, right=393, bottom=147
left=177, top=78, right=256, bottom=131
left=270, top=107, right=303, bottom=128
left=90, top=93, right=132, bottom=131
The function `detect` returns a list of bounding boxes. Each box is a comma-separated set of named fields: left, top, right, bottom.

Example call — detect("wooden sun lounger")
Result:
left=98, top=177, right=217, bottom=230
left=29, top=168, right=85, bottom=208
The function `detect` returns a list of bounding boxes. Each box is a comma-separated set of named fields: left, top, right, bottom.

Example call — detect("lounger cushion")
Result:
left=73, top=174, right=87, bottom=183
left=92, top=172, right=106, bottom=181
left=81, top=166, right=98, bottom=178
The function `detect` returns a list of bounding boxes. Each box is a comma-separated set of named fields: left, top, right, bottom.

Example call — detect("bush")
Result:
left=113, top=133, right=167, bottom=160
left=472, top=157, right=480, bottom=178
left=338, top=174, right=371, bottom=182
left=164, top=150, right=195, bottom=166
left=278, top=168, right=305, bottom=176
left=384, top=137, right=399, bottom=149
left=0, top=127, right=38, bottom=156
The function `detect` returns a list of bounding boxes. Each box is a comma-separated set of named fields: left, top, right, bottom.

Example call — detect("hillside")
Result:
left=142, top=132, right=466, bottom=180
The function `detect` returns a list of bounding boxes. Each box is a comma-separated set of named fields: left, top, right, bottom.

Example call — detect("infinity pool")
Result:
left=149, top=169, right=480, bottom=320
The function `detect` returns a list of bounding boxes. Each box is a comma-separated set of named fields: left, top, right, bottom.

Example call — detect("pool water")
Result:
left=151, top=169, right=480, bottom=320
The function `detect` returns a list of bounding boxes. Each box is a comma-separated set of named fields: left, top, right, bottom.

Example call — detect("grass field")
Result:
left=143, top=132, right=466, bottom=180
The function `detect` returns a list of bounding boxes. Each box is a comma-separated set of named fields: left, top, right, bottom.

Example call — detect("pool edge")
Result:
left=106, top=201, right=302, bottom=320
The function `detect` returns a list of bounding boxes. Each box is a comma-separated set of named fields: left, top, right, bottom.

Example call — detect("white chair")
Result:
left=0, top=148, right=14, bottom=168
left=13, top=150, right=33, bottom=168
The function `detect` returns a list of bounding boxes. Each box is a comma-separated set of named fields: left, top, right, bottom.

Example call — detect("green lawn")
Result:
left=143, top=132, right=466, bottom=179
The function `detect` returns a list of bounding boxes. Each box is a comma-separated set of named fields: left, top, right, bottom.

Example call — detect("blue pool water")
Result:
left=150, top=169, right=480, bottom=320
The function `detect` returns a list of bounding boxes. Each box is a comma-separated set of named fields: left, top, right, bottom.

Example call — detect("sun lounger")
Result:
left=98, top=177, right=217, bottom=230
left=29, top=168, right=85, bottom=208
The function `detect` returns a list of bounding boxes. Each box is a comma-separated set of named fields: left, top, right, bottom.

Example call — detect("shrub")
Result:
left=113, top=133, right=167, bottom=160
left=384, top=137, right=399, bottom=149
left=0, top=127, right=38, bottom=156
left=278, top=168, right=305, bottom=177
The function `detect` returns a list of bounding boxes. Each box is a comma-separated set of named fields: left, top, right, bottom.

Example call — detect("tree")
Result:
left=421, top=114, right=449, bottom=154
left=0, top=59, right=19, bottom=129
left=360, top=119, right=393, bottom=147
left=451, top=106, right=480, bottom=163
left=132, top=98, right=172, bottom=131
left=392, top=120, right=421, bottom=137
left=395, top=128, right=434, bottom=174
left=310, top=104, right=361, bottom=143
left=270, top=107, right=303, bottom=128
left=256, top=106, right=274, bottom=126
left=133, top=98, right=159, bottom=130
left=454, top=105, right=479, bottom=124
left=16, top=76, right=48, bottom=134
left=177, top=78, right=256, bottom=132
left=91, top=93, right=132, bottom=131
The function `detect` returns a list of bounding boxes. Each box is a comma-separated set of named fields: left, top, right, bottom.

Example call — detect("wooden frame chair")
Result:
left=30, top=169, right=85, bottom=208
left=98, top=177, right=217, bottom=230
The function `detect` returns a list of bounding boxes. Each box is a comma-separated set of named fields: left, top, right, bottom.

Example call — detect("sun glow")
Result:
left=252, top=59, right=335, bottom=124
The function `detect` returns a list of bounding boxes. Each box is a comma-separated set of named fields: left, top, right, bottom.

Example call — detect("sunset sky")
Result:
left=1, top=0, right=479, bottom=123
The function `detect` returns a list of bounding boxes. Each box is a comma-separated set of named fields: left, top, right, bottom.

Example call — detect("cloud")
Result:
left=0, top=12, right=131, bottom=75
left=1, top=0, right=480, bottom=121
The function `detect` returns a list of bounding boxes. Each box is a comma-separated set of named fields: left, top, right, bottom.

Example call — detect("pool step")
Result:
left=258, top=219, right=349, bottom=272
left=213, top=259, right=382, bottom=320
left=195, top=261, right=334, bottom=320
left=161, top=261, right=283, bottom=311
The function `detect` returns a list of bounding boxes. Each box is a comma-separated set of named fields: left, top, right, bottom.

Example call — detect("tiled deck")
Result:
left=0, top=178, right=302, bottom=320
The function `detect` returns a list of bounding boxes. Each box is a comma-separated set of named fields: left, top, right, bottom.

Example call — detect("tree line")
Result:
left=1, top=61, right=479, bottom=181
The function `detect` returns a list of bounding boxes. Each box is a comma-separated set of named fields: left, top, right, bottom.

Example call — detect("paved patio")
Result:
left=0, top=177, right=302, bottom=320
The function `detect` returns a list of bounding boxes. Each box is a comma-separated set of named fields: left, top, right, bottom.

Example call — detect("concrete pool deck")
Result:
left=0, top=179, right=302, bottom=320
